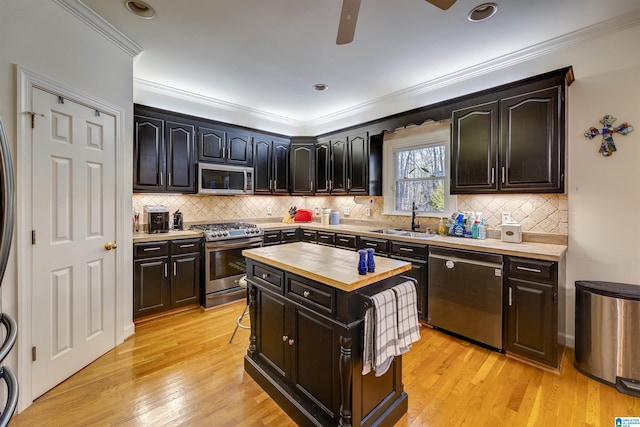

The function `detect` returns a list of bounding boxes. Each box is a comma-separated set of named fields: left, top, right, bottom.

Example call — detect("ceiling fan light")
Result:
left=468, top=3, right=498, bottom=22
left=313, top=84, right=329, bottom=92
left=124, top=0, right=157, bottom=19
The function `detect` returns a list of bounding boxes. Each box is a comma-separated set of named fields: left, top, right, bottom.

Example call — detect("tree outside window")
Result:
left=394, top=144, right=446, bottom=213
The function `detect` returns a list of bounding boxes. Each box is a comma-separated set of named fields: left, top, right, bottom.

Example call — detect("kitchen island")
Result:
left=242, top=242, right=412, bottom=427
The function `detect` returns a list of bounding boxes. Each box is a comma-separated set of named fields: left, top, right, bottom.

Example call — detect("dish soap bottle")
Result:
left=438, top=217, right=446, bottom=236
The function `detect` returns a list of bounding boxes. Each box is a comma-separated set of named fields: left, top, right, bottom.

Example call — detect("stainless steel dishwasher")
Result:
left=428, top=246, right=504, bottom=350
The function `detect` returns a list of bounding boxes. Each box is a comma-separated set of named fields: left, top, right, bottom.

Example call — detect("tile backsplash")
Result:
left=133, top=193, right=567, bottom=236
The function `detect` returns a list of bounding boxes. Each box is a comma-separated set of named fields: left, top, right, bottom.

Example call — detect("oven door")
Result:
left=205, top=237, right=262, bottom=294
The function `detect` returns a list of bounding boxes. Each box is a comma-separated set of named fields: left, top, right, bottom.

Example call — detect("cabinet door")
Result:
left=133, top=115, right=165, bottom=192
left=290, top=143, right=314, bottom=195
left=348, top=132, right=369, bottom=194
left=197, top=124, right=226, bottom=163
left=330, top=137, right=348, bottom=194
left=451, top=101, right=499, bottom=194
left=315, top=141, right=330, bottom=194
left=226, top=131, right=252, bottom=165
left=253, top=138, right=272, bottom=193
left=257, top=289, right=288, bottom=377
left=506, top=278, right=556, bottom=366
left=500, top=86, right=563, bottom=192
left=165, top=120, right=196, bottom=193
left=134, top=257, right=170, bottom=319
left=272, top=139, right=290, bottom=194
left=290, top=304, right=338, bottom=418
left=171, top=253, right=200, bottom=308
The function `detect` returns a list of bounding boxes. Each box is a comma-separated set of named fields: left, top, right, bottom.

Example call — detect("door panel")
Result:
left=166, top=121, right=195, bottom=192
left=133, top=115, right=164, bottom=191
left=258, top=290, right=287, bottom=377
left=32, top=88, right=116, bottom=398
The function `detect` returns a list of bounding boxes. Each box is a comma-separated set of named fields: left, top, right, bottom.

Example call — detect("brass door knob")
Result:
left=104, top=241, right=118, bottom=250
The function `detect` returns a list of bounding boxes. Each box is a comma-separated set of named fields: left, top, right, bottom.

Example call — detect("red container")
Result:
left=294, top=209, right=313, bottom=222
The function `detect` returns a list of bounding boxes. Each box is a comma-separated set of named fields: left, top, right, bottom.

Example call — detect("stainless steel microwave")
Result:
left=198, top=163, right=254, bottom=195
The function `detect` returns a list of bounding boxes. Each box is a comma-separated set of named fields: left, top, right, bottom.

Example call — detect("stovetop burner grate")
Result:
left=191, top=222, right=263, bottom=240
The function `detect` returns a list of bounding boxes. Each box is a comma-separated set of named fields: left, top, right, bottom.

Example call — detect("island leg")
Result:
left=339, top=335, right=352, bottom=427
left=248, top=285, right=257, bottom=356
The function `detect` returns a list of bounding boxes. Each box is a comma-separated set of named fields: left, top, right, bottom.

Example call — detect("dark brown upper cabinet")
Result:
left=134, top=111, right=196, bottom=194
left=253, top=134, right=289, bottom=194
left=316, top=131, right=369, bottom=195
left=451, top=71, right=568, bottom=194
left=197, top=123, right=252, bottom=166
left=289, top=140, right=315, bottom=195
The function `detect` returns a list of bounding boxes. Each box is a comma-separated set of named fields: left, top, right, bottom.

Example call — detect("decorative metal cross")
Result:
left=584, top=114, right=633, bottom=156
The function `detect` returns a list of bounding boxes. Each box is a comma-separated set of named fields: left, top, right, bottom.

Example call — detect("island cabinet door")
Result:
left=289, top=304, right=340, bottom=420
left=256, top=289, right=288, bottom=377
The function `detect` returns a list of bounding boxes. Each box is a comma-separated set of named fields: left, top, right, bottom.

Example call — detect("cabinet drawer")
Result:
left=134, top=241, right=169, bottom=258
left=301, top=229, right=317, bottom=243
left=317, top=232, right=335, bottom=246
left=335, top=234, right=356, bottom=250
left=263, top=230, right=281, bottom=246
left=286, top=274, right=335, bottom=315
left=281, top=228, right=299, bottom=242
left=170, top=238, right=201, bottom=255
left=358, top=237, right=388, bottom=255
left=507, top=257, right=556, bottom=284
left=250, top=262, right=283, bottom=293
left=389, top=241, right=427, bottom=261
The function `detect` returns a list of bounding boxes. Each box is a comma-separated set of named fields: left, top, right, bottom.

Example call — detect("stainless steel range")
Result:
left=191, top=222, right=263, bottom=308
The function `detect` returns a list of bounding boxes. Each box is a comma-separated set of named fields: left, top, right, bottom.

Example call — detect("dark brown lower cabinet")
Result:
left=245, top=259, right=408, bottom=427
left=504, top=256, right=561, bottom=368
left=134, top=238, right=201, bottom=319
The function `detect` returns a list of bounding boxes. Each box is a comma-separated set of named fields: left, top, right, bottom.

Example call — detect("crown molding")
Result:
left=133, top=78, right=305, bottom=128
left=54, top=0, right=143, bottom=57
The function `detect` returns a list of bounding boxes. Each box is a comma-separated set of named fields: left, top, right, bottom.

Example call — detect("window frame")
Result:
left=382, top=120, right=456, bottom=218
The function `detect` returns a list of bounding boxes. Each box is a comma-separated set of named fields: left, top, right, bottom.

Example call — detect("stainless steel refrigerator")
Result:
left=0, top=117, right=18, bottom=424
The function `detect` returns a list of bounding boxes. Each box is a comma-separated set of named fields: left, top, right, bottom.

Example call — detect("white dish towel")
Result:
left=392, top=280, right=421, bottom=354
left=362, top=288, right=399, bottom=377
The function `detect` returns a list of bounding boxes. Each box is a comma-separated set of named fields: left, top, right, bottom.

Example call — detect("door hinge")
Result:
left=31, top=230, right=36, bottom=245
left=25, top=111, right=44, bottom=128
left=32, top=346, right=37, bottom=362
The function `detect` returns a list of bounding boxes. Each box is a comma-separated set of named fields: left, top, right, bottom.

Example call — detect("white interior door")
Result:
left=30, top=87, right=117, bottom=399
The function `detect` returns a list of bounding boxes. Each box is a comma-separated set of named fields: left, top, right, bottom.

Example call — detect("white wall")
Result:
left=0, top=0, right=134, bottom=410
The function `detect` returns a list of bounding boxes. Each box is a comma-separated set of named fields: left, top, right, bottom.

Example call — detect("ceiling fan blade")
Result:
left=426, top=0, right=457, bottom=11
left=336, top=0, right=361, bottom=45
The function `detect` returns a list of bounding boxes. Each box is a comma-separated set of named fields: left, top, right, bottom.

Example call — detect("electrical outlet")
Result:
left=343, top=207, right=350, bottom=216
left=314, top=207, right=320, bottom=216
left=365, top=207, right=371, bottom=217
left=501, top=212, right=511, bottom=223
left=267, top=206, right=272, bottom=215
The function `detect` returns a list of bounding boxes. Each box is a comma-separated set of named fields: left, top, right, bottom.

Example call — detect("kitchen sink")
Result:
left=369, top=228, right=437, bottom=239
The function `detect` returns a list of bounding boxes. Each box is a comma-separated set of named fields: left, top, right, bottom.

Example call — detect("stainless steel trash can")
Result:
left=575, top=280, right=640, bottom=397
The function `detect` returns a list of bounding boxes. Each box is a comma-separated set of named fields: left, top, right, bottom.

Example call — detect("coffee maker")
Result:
left=144, top=205, right=169, bottom=233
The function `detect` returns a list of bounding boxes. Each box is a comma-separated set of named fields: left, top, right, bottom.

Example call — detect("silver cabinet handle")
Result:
left=491, top=167, right=495, bottom=184
left=303, top=291, right=310, bottom=298
left=501, top=166, right=505, bottom=184
left=159, top=173, right=163, bottom=186
left=365, top=242, right=377, bottom=247
left=516, top=266, right=542, bottom=273
left=347, top=178, right=351, bottom=190
left=164, top=262, right=168, bottom=278
left=399, top=247, right=414, bottom=252
left=143, top=247, right=161, bottom=251
left=168, top=172, right=172, bottom=186
left=262, top=273, right=269, bottom=279
left=339, top=238, right=349, bottom=243
left=282, top=335, right=288, bottom=342
left=288, top=338, right=294, bottom=346
left=310, top=180, right=313, bottom=192
left=173, top=262, right=177, bottom=276
left=509, top=287, right=513, bottom=306
left=180, top=244, right=195, bottom=248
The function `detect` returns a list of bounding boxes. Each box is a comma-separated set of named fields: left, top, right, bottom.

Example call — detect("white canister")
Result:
left=321, top=208, right=331, bottom=225
left=501, top=223, right=522, bottom=243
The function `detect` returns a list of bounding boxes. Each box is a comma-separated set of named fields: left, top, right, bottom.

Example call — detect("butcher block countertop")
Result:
left=243, top=242, right=411, bottom=292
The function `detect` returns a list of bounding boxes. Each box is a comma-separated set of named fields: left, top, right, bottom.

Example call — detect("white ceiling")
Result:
left=80, top=0, right=640, bottom=132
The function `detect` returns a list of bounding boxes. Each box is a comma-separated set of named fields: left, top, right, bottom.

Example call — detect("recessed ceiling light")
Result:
left=313, top=84, right=329, bottom=92
left=468, top=3, right=498, bottom=22
left=124, top=0, right=157, bottom=19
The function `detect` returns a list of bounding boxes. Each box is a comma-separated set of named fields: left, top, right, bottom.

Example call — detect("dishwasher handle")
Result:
left=429, top=253, right=503, bottom=270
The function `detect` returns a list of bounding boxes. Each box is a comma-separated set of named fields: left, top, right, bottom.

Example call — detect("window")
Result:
left=383, top=121, right=455, bottom=217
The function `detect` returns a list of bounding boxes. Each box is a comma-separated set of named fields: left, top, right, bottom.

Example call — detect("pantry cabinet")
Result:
left=451, top=69, right=568, bottom=194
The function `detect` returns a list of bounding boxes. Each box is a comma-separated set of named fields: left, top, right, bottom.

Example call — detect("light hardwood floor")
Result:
left=11, top=301, right=640, bottom=426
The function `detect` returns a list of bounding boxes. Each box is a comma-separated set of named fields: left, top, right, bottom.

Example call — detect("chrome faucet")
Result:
left=411, top=201, right=419, bottom=231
